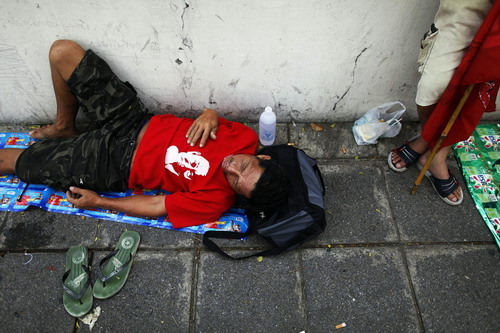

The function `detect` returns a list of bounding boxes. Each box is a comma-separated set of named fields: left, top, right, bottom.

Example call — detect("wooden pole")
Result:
left=410, top=84, right=475, bottom=195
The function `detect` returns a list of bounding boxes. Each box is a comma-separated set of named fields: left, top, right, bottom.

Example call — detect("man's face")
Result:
left=222, top=154, right=271, bottom=198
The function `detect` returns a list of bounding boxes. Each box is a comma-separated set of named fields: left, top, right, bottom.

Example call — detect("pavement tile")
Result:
left=0, top=125, right=32, bottom=133
left=290, top=122, right=378, bottom=159
left=0, top=211, right=9, bottom=235
left=93, top=219, right=196, bottom=250
left=314, top=161, right=399, bottom=244
left=80, top=250, right=194, bottom=332
left=1, top=120, right=499, bottom=333
left=406, top=245, right=500, bottom=333
left=245, top=122, right=289, bottom=146
left=0, top=252, right=74, bottom=332
left=0, top=208, right=99, bottom=250
left=196, top=251, right=306, bottom=333
left=302, top=247, right=421, bottom=333
left=384, top=166, right=494, bottom=242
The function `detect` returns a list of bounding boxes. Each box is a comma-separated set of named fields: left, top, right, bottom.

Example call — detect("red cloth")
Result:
left=129, top=114, right=257, bottom=228
left=422, top=1, right=500, bottom=147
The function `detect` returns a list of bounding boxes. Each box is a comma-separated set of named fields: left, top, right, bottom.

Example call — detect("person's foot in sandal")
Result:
left=418, top=148, right=463, bottom=205
left=93, top=231, right=140, bottom=300
left=63, top=245, right=93, bottom=317
left=388, top=135, right=428, bottom=172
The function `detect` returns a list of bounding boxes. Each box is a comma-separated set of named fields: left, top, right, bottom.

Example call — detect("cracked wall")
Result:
left=0, top=0, right=498, bottom=123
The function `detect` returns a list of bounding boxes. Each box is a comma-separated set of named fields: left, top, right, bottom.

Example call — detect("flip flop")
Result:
left=63, top=245, right=93, bottom=317
left=93, top=231, right=140, bottom=299
left=418, top=164, right=464, bottom=206
left=388, top=135, right=422, bottom=173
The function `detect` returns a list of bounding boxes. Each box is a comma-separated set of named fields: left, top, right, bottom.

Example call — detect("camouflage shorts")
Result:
left=16, top=49, right=151, bottom=191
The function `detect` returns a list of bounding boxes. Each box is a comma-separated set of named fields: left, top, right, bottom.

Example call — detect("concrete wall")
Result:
left=0, top=0, right=498, bottom=123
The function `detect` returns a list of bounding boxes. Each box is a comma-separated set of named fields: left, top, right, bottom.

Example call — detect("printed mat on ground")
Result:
left=453, top=124, right=500, bottom=247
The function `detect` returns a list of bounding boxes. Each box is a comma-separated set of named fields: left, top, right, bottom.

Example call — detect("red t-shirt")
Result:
left=128, top=114, right=258, bottom=228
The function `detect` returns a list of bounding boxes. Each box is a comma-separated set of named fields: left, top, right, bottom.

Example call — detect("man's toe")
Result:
left=29, top=129, right=42, bottom=139
left=448, top=187, right=462, bottom=202
left=393, top=157, right=404, bottom=169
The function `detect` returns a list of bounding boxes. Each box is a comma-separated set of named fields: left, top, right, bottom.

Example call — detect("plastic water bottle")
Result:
left=259, top=106, right=276, bottom=146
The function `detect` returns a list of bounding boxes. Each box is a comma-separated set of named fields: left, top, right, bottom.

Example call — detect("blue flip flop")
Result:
left=426, top=171, right=464, bottom=206
left=418, top=164, right=464, bottom=206
left=388, top=136, right=422, bottom=172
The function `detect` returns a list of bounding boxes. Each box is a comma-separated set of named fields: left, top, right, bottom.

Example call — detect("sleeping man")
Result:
left=0, top=40, right=289, bottom=228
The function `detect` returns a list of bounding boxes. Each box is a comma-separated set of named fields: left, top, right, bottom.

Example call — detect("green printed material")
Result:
left=453, top=124, right=500, bottom=248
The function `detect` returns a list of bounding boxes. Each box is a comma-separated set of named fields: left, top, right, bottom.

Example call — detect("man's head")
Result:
left=222, top=154, right=289, bottom=211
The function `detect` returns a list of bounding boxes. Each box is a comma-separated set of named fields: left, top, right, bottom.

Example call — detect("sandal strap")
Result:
left=96, top=249, right=132, bottom=283
left=430, top=172, right=460, bottom=197
left=392, top=142, right=421, bottom=167
left=62, top=265, right=91, bottom=300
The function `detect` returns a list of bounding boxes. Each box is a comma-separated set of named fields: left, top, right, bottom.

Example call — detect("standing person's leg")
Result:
left=389, top=98, right=463, bottom=204
left=390, top=104, right=463, bottom=203
left=412, top=102, right=461, bottom=203
left=389, top=0, right=491, bottom=205
left=389, top=104, right=435, bottom=170
left=30, top=40, right=85, bottom=139
left=418, top=146, right=462, bottom=203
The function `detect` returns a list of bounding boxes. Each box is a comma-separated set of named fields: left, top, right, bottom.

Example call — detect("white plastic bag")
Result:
left=352, top=101, right=406, bottom=145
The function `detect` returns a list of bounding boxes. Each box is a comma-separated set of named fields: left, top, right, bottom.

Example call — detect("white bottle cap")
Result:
left=264, top=106, right=273, bottom=113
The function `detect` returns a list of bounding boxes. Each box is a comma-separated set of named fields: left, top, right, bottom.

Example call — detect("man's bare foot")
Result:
left=418, top=155, right=463, bottom=204
left=29, top=124, right=79, bottom=140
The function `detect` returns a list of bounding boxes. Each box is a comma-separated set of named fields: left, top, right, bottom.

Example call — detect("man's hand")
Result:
left=186, top=108, right=218, bottom=148
left=66, top=186, right=101, bottom=209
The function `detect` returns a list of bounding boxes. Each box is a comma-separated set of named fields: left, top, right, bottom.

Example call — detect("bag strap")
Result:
left=313, top=164, right=326, bottom=196
left=203, top=230, right=284, bottom=259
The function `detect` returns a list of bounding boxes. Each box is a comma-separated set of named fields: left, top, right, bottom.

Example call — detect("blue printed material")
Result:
left=0, top=132, right=248, bottom=234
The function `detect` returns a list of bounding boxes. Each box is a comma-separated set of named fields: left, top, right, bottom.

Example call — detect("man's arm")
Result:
left=186, top=108, right=218, bottom=147
left=66, top=187, right=167, bottom=217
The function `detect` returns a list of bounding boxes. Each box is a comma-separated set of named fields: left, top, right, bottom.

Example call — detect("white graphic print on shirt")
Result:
left=165, top=146, right=210, bottom=180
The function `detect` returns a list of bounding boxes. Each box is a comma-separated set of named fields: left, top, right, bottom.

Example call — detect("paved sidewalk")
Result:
left=0, top=122, right=499, bottom=333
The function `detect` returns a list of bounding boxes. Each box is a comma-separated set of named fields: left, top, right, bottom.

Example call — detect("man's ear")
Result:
left=256, top=154, right=272, bottom=160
